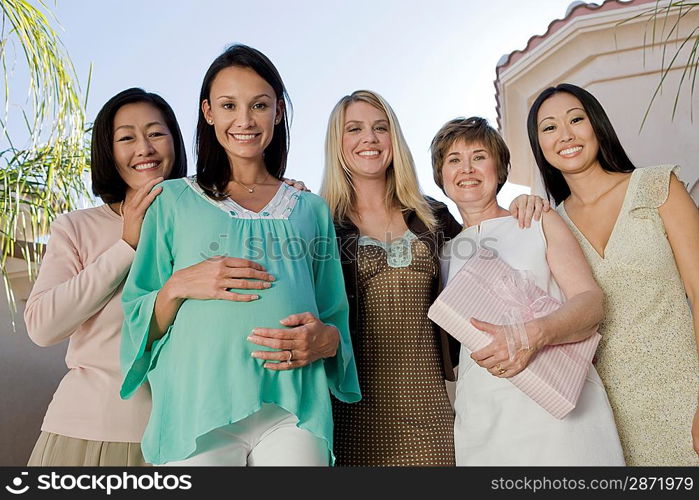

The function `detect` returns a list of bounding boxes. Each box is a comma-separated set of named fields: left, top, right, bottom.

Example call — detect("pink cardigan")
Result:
left=24, top=204, right=151, bottom=442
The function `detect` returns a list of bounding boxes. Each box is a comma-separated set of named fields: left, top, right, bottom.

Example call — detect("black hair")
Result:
left=196, top=44, right=291, bottom=199
left=91, top=88, right=187, bottom=203
left=526, top=83, right=635, bottom=204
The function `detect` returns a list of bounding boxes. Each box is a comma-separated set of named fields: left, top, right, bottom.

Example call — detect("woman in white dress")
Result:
left=430, top=117, right=624, bottom=466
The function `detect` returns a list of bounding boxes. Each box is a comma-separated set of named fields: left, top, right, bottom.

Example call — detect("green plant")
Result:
left=1, top=0, right=90, bottom=329
left=619, top=0, right=698, bottom=130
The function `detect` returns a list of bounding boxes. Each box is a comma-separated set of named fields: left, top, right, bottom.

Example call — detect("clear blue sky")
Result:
left=9, top=0, right=579, bottom=211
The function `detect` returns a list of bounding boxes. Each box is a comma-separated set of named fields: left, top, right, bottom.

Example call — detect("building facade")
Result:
left=495, top=0, right=699, bottom=202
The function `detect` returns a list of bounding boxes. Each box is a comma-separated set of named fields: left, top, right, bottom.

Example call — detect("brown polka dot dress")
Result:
left=332, top=231, right=455, bottom=466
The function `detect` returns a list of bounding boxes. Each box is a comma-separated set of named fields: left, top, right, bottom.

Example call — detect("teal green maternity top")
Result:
left=120, top=177, right=361, bottom=465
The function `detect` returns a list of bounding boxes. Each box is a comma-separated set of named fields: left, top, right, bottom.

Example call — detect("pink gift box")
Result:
left=429, top=249, right=600, bottom=419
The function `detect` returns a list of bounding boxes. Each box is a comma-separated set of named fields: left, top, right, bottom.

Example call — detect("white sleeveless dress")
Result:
left=441, top=217, right=625, bottom=466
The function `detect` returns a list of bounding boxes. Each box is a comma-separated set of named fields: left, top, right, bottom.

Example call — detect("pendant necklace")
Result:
left=231, top=172, right=270, bottom=194
left=233, top=179, right=256, bottom=193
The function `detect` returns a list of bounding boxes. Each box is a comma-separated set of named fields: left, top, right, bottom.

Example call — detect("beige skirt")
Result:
left=27, top=431, right=150, bottom=466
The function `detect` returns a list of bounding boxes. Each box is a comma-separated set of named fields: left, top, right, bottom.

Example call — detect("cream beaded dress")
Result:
left=557, top=165, right=698, bottom=465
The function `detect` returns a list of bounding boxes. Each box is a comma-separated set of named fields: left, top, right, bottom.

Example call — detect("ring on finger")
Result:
left=286, top=349, right=293, bottom=364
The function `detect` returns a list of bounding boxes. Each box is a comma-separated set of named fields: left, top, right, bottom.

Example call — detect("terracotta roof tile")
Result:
left=494, top=0, right=657, bottom=129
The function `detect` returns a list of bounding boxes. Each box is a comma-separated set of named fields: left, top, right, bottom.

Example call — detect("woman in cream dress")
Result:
left=527, top=83, right=699, bottom=465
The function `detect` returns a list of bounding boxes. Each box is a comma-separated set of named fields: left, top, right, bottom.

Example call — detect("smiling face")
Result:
left=201, top=65, right=283, bottom=167
left=112, top=102, right=175, bottom=194
left=341, top=100, right=393, bottom=180
left=536, top=92, right=600, bottom=175
left=441, top=139, right=500, bottom=206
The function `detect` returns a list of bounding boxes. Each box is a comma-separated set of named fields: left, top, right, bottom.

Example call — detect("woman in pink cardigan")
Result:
left=23, top=88, right=188, bottom=465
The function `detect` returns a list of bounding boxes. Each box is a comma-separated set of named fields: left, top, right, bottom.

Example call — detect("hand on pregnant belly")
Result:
left=167, top=256, right=275, bottom=301
left=247, top=312, right=340, bottom=370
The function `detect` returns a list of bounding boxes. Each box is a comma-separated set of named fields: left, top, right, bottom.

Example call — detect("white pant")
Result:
left=165, top=404, right=329, bottom=466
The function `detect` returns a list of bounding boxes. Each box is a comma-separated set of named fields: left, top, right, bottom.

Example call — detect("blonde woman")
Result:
left=320, top=90, right=547, bottom=466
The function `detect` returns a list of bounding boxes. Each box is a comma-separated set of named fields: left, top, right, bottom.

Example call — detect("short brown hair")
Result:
left=430, top=116, right=510, bottom=194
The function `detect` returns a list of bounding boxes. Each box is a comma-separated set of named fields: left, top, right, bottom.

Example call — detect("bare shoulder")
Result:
left=659, top=172, right=697, bottom=216
left=541, top=208, right=569, bottom=235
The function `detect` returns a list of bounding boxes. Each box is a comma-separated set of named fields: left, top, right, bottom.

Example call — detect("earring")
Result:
left=208, top=119, right=214, bottom=125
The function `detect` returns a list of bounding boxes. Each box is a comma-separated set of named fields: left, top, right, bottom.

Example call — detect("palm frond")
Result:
left=1, top=0, right=90, bottom=331
left=618, top=1, right=699, bottom=131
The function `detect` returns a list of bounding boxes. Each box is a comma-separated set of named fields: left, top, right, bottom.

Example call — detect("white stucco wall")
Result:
left=0, top=263, right=68, bottom=465
left=496, top=1, right=699, bottom=203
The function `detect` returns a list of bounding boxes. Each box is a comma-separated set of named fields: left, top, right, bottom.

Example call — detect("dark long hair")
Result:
left=91, top=88, right=187, bottom=203
left=196, top=44, right=291, bottom=199
left=526, top=83, right=635, bottom=204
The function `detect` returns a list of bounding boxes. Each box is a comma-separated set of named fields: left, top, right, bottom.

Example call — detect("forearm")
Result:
left=148, top=278, right=183, bottom=349
left=25, top=241, right=134, bottom=346
left=528, top=289, right=603, bottom=349
left=686, top=288, right=699, bottom=358
left=319, top=323, right=340, bottom=358
left=690, top=296, right=699, bottom=382
left=693, top=308, right=698, bottom=364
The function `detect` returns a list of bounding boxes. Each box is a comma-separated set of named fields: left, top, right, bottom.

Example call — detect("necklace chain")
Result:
left=384, top=209, right=402, bottom=241
left=230, top=172, right=270, bottom=194
left=384, top=210, right=394, bottom=233
left=232, top=179, right=256, bottom=193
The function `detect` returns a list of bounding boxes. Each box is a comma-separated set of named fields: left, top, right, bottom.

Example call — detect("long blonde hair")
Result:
left=320, top=90, right=436, bottom=231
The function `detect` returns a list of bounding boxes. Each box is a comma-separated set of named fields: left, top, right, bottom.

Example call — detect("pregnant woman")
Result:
left=120, top=44, right=360, bottom=466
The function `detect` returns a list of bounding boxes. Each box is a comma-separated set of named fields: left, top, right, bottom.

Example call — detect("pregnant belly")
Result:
left=165, top=286, right=318, bottom=359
